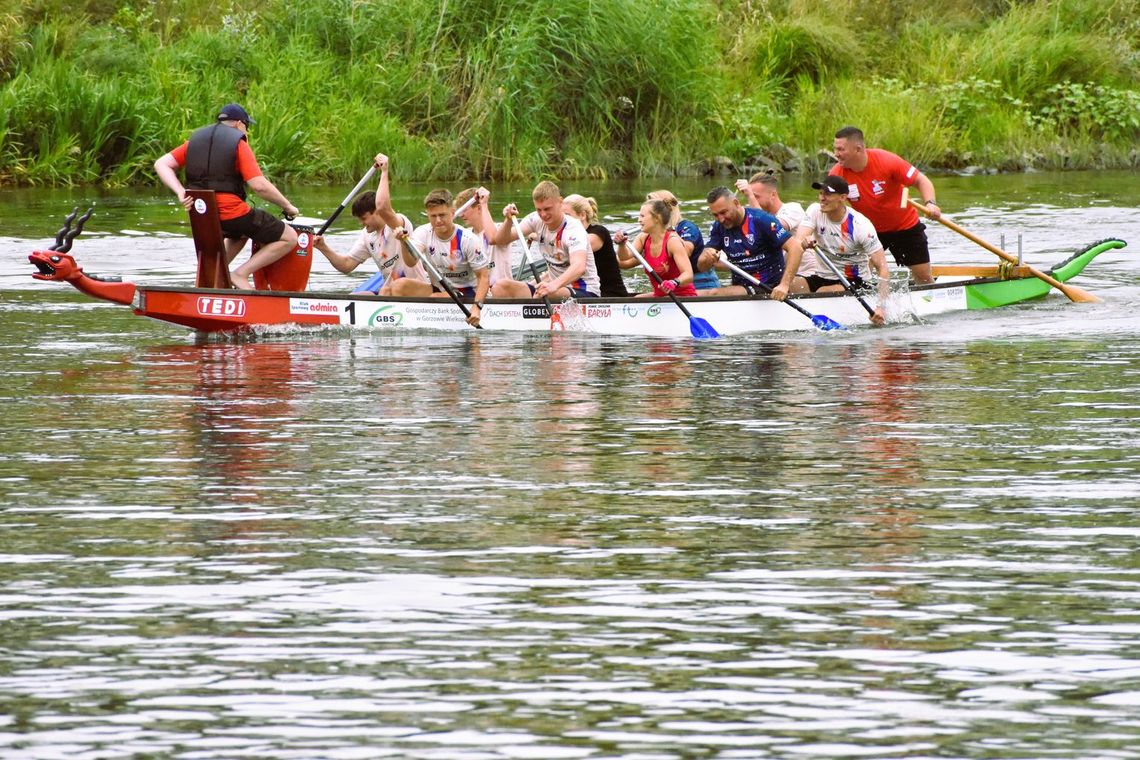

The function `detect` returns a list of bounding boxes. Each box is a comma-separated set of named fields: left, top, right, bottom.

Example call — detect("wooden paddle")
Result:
left=716, top=254, right=845, bottom=331
left=399, top=237, right=482, bottom=329
left=623, top=238, right=720, bottom=340
left=907, top=199, right=1100, bottom=303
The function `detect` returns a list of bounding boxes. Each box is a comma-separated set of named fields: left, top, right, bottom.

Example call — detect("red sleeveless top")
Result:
left=643, top=230, right=698, bottom=297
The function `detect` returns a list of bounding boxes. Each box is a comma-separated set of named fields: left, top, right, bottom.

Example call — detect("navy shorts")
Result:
left=221, top=207, right=286, bottom=246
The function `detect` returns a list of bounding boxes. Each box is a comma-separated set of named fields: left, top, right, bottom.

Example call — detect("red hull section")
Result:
left=135, top=288, right=341, bottom=332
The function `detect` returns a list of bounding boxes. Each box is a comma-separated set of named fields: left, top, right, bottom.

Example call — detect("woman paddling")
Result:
left=563, top=194, right=631, bottom=297
left=614, top=199, right=697, bottom=298
left=645, top=189, right=721, bottom=293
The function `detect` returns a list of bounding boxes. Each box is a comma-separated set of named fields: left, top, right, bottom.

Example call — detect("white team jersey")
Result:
left=483, top=233, right=525, bottom=286
left=798, top=204, right=882, bottom=280
left=774, top=202, right=814, bottom=276
left=409, top=223, right=489, bottom=290
left=775, top=201, right=806, bottom=232
left=346, top=213, right=427, bottom=283
left=518, top=212, right=599, bottom=296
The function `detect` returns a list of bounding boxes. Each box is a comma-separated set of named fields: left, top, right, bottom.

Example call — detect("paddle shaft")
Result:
left=317, top=165, right=377, bottom=236
left=512, top=215, right=555, bottom=318
left=907, top=199, right=1099, bottom=303
left=717, top=254, right=828, bottom=322
left=623, top=239, right=701, bottom=320
left=813, top=248, right=876, bottom=317
left=399, top=237, right=482, bottom=328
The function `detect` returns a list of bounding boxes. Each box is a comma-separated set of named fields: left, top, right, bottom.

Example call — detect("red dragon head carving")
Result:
left=28, top=207, right=138, bottom=306
left=29, top=250, right=83, bottom=282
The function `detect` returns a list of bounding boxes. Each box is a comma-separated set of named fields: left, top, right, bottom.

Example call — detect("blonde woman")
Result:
left=614, top=199, right=696, bottom=298
left=644, top=190, right=720, bottom=292
left=562, top=194, right=631, bottom=297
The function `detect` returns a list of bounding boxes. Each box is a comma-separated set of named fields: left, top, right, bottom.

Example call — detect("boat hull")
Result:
left=38, top=238, right=1127, bottom=337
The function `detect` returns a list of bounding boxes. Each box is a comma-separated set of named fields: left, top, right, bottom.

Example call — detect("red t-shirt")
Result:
left=830, top=148, right=920, bottom=233
left=170, top=140, right=262, bottom=220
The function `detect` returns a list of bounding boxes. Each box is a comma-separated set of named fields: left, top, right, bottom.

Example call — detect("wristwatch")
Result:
left=474, top=300, right=484, bottom=309
left=925, top=199, right=938, bottom=206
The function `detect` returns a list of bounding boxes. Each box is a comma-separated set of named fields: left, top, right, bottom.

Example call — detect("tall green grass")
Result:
left=0, top=0, right=1136, bottom=187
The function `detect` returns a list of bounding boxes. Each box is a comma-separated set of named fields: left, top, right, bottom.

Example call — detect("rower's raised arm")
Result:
left=476, top=188, right=502, bottom=241
left=490, top=203, right=522, bottom=247
left=373, top=153, right=404, bottom=231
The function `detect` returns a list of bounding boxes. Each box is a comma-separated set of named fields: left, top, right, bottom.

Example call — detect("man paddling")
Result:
left=696, top=186, right=805, bottom=299
left=829, top=125, right=938, bottom=284
left=489, top=180, right=600, bottom=301
left=154, top=103, right=301, bottom=290
left=796, top=176, right=891, bottom=326
left=391, top=186, right=491, bottom=328
left=736, top=172, right=815, bottom=281
left=312, top=153, right=425, bottom=294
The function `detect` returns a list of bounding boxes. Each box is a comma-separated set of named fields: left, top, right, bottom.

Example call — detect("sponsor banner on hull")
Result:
left=196, top=296, right=246, bottom=318
left=289, top=298, right=340, bottom=316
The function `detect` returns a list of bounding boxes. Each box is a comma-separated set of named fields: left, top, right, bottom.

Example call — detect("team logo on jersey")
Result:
left=871, top=180, right=887, bottom=196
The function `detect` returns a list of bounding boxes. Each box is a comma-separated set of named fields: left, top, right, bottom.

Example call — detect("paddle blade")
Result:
left=811, top=313, right=846, bottom=331
left=1062, top=284, right=1101, bottom=303
left=688, top=317, right=720, bottom=340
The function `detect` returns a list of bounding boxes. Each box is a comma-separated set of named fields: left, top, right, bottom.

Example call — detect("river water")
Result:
left=1, top=173, right=1138, bottom=758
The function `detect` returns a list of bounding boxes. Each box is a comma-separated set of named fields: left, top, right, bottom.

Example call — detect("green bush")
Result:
left=0, top=0, right=1136, bottom=185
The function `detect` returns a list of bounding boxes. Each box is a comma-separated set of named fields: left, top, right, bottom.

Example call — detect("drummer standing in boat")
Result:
left=154, top=103, right=301, bottom=290
left=796, top=176, right=891, bottom=326
left=696, top=185, right=805, bottom=299
left=829, top=125, right=939, bottom=285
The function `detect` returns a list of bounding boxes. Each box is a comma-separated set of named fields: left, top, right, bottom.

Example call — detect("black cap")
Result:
left=217, top=103, right=255, bottom=126
left=811, top=176, right=850, bottom=195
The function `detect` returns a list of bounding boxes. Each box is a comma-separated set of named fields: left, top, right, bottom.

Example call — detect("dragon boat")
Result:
left=28, top=194, right=1125, bottom=338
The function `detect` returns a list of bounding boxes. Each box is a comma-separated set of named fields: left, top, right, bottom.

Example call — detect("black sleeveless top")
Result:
left=588, top=224, right=631, bottom=297
left=185, top=123, right=247, bottom=199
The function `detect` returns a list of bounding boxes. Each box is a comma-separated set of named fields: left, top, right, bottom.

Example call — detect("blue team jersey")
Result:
left=676, top=219, right=720, bottom=289
left=707, top=207, right=790, bottom=287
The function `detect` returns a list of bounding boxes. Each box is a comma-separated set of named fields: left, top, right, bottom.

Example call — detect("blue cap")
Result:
left=217, top=103, right=255, bottom=126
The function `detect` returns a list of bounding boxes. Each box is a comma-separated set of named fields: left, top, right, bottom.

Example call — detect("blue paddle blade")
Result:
left=689, top=317, right=720, bottom=340
left=811, top=314, right=846, bottom=331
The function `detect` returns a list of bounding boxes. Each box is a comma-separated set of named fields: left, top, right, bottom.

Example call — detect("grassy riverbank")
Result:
left=1, top=0, right=1136, bottom=185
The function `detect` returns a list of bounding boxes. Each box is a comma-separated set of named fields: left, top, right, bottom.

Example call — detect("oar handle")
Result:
left=625, top=241, right=697, bottom=319
left=400, top=236, right=481, bottom=328
left=907, top=199, right=1099, bottom=303
left=317, top=164, right=379, bottom=236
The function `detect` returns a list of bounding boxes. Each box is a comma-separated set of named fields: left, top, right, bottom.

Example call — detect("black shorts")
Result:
left=802, top=274, right=865, bottom=292
left=220, top=207, right=286, bottom=246
left=877, top=223, right=930, bottom=267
